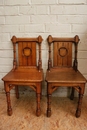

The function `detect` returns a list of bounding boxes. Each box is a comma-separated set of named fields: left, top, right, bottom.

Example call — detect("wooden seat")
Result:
left=2, top=35, right=43, bottom=116
left=46, top=35, right=86, bottom=118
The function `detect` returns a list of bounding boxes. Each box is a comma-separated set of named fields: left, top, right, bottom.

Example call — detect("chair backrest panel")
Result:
left=53, top=41, right=72, bottom=67
left=18, top=41, right=36, bottom=66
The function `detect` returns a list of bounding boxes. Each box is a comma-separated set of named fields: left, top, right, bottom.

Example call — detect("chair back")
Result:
left=11, top=36, right=43, bottom=70
left=47, top=35, right=79, bottom=71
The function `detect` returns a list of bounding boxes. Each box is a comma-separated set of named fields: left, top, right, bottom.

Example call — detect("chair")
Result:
left=46, top=35, right=86, bottom=118
left=2, top=35, right=43, bottom=116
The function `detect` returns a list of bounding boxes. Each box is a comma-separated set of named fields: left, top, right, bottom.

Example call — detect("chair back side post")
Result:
left=38, top=36, right=43, bottom=71
left=73, top=35, right=80, bottom=71
left=47, top=35, right=53, bottom=71
left=11, top=36, right=17, bottom=70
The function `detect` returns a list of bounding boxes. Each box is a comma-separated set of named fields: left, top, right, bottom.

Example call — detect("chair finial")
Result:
left=47, top=35, right=53, bottom=43
left=38, top=35, right=43, bottom=43
left=74, top=35, right=80, bottom=43
left=11, top=36, right=17, bottom=43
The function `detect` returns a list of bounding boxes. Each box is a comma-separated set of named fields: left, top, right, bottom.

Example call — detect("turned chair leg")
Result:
left=70, top=87, right=75, bottom=100
left=75, top=89, right=83, bottom=118
left=75, top=86, right=85, bottom=118
left=75, top=94, right=83, bottom=118
left=36, top=93, right=41, bottom=116
left=47, top=94, right=52, bottom=117
left=40, top=83, right=42, bottom=99
left=4, top=83, right=12, bottom=116
left=6, top=91, right=12, bottom=116
left=15, top=86, right=19, bottom=99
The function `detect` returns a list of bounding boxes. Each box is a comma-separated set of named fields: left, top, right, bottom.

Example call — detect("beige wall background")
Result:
left=0, top=0, right=87, bottom=97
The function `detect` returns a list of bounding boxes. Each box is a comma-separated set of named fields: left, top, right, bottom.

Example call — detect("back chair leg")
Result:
left=15, top=86, right=19, bottom=99
left=70, top=87, right=75, bottom=100
left=40, top=83, right=42, bottom=99
left=47, top=93, right=52, bottom=117
left=36, top=93, right=41, bottom=116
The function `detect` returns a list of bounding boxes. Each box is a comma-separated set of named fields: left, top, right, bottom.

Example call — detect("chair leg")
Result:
left=47, top=94, right=51, bottom=117
left=75, top=87, right=84, bottom=118
left=5, top=83, right=12, bottom=116
left=70, top=87, right=75, bottom=100
left=6, top=92, right=12, bottom=116
left=36, top=93, right=41, bottom=116
left=40, top=83, right=42, bottom=99
left=15, top=86, right=19, bottom=99
left=40, top=81, right=43, bottom=99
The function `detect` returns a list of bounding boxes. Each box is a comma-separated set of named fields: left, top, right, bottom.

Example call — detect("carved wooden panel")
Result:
left=18, top=42, right=36, bottom=66
left=53, top=42, right=72, bottom=67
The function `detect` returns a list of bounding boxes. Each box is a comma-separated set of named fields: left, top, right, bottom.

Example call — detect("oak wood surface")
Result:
left=3, top=68, right=43, bottom=82
left=46, top=68, right=86, bottom=83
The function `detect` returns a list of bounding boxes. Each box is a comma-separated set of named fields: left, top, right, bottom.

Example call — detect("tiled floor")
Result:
left=0, top=93, right=87, bottom=130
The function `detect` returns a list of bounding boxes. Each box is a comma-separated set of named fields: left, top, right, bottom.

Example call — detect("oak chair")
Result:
left=2, top=35, right=43, bottom=116
left=46, top=35, right=86, bottom=118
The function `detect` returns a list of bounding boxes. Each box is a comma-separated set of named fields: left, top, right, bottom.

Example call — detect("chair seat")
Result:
left=2, top=68, right=43, bottom=82
left=46, top=68, right=86, bottom=83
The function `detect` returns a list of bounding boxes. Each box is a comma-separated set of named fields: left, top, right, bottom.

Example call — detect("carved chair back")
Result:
left=47, top=35, right=79, bottom=71
left=11, top=36, right=43, bottom=70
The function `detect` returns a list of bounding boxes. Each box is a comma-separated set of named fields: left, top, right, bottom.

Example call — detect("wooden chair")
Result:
left=2, top=35, right=43, bottom=116
left=46, top=35, right=86, bottom=118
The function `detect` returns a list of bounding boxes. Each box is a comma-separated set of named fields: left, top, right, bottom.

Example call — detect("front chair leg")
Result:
left=75, top=87, right=84, bottom=118
left=75, top=93, right=83, bottom=118
left=47, top=94, right=52, bottom=117
left=36, top=93, right=41, bottom=116
left=6, top=92, right=12, bottom=116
